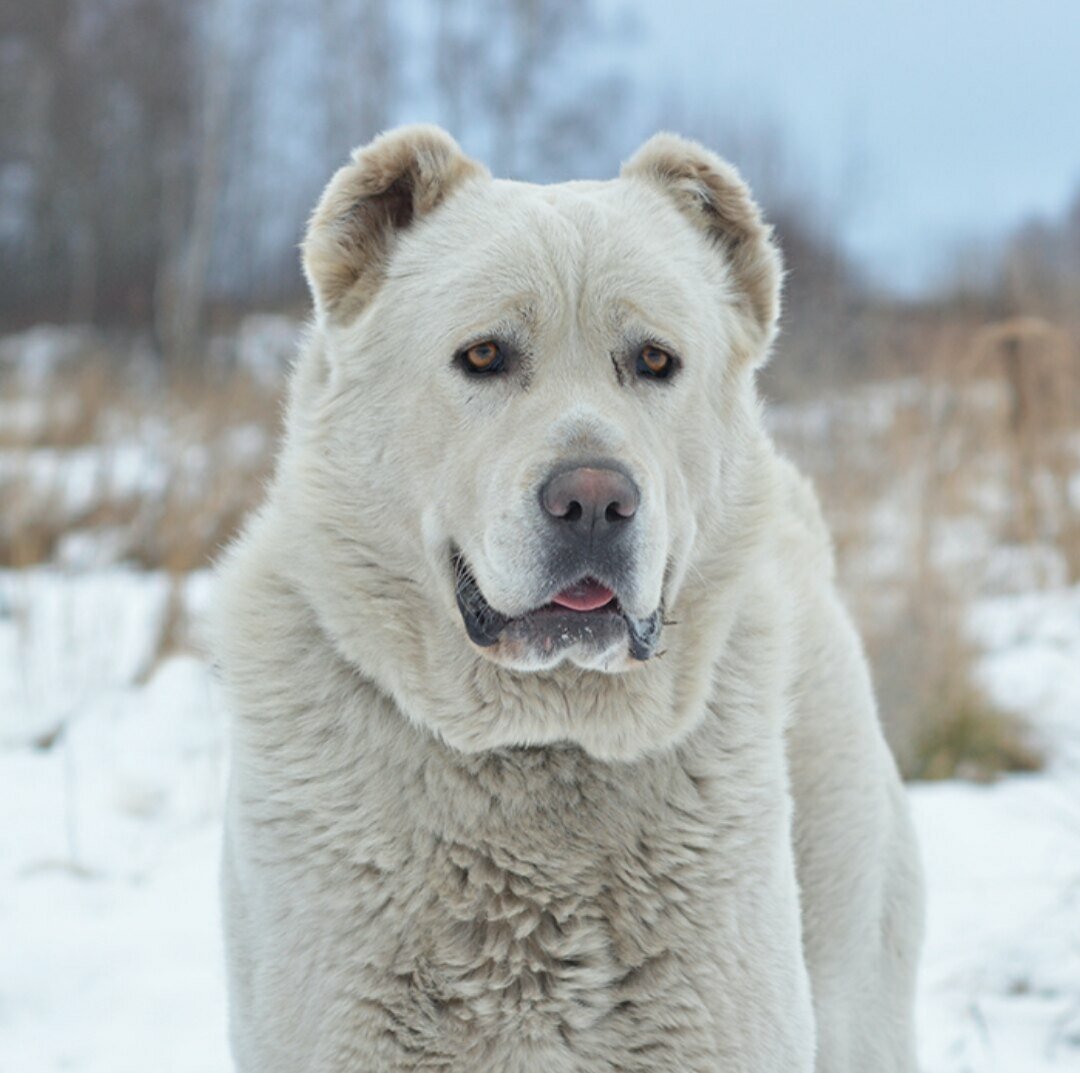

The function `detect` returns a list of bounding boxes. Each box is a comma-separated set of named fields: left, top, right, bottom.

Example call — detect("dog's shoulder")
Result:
left=769, top=450, right=837, bottom=585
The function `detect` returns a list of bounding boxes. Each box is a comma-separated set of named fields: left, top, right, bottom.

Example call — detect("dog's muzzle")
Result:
left=452, top=553, right=663, bottom=662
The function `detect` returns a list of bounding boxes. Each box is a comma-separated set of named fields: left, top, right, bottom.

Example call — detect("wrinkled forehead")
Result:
left=382, top=177, right=727, bottom=351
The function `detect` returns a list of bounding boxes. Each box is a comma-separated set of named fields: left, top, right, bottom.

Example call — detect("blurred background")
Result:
left=2, top=2, right=1079, bottom=1071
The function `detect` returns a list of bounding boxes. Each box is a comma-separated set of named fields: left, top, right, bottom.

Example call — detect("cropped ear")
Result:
left=621, top=133, right=783, bottom=352
left=302, top=125, right=488, bottom=322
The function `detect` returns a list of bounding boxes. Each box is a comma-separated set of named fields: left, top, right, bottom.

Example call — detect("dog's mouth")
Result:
left=452, top=553, right=663, bottom=662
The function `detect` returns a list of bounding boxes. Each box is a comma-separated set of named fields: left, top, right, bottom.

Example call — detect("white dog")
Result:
left=212, top=125, right=923, bottom=1072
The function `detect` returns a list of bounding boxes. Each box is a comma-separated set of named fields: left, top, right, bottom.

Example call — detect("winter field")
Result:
left=2, top=324, right=1079, bottom=1072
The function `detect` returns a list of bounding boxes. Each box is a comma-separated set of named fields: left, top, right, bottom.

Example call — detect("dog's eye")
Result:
left=636, top=344, right=676, bottom=380
left=458, top=341, right=504, bottom=374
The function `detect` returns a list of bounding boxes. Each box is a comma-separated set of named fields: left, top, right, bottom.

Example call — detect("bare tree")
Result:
left=319, top=0, right=396, bottom=161
left=159, top=0, right=234, bottom=363
left=0, top=0, right=202, bottom=328
left=430, top=0, right=629, bottom=180
left=0, top=0, right=631, bottom=334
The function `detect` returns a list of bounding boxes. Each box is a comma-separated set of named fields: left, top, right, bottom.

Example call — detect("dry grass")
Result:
left=910, top=684, right=1042, bottom=782
left=0, top=332, right=119, bottom=448
left=862, top=588, right=1043, bottom=781
left=772, top=314, right=1080, bottom=779
left=938, top=317, right=1080, bottom=573
left=0, top=351, right=282, bottom=572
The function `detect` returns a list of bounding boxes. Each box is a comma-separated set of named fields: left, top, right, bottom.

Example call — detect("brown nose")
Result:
left=540, top=464, right=639, bottom=550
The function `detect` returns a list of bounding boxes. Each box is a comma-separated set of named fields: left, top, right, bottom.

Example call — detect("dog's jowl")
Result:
left=212, top=125, right=923, bottom=1073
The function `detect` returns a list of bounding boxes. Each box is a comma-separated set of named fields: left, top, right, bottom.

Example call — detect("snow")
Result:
left=914, top=779, right=1080, bottom=1072
left=4, top=822, right=229, bottom=1073
left=235, top=313, right=300, bottom=384
left=0, top=324, right=103, bottom=384
left=0, top=436, right=213, bottom=518
left=1, top=577, right=1077, bottom=1071
left=969, top=587, right=1080, bottom=769
left=0, top=569, right=173, bottom=747
left=910, top=587, right=1080, bottom=1072
left=1, top=654, right=229, bottom=1073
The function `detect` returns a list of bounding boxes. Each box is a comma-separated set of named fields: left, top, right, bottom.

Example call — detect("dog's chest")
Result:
left=362, top=749, right=727, bottom=1068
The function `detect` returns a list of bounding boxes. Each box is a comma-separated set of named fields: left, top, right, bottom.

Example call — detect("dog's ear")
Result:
left=303, top=125, right=488, bottom=322
left=622, top=133, right=782, bottom=355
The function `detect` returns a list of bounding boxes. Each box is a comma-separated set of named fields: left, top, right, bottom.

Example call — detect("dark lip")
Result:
left=451, top=551, right=663, bottom=661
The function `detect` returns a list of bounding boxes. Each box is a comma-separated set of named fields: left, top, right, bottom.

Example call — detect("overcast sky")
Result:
left=615, top=0, right=1080, bottom=291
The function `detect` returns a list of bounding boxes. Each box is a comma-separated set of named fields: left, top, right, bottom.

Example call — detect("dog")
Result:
left=212, top=125, right=923, bottom=1072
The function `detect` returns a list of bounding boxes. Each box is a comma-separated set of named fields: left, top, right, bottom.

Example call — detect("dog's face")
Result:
left=277, top=126, right=782, bottom=758
left=334, top=177, right=737, bottom=675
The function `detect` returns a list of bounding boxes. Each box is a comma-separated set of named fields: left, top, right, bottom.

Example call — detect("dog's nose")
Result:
left=540, top=464, right=639, bottom=549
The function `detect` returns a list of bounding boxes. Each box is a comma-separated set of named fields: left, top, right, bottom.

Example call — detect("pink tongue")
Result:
left=551, top=578, right=615, bottom=612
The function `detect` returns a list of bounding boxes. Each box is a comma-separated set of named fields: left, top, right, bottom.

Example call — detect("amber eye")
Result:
left=636, top=344, right=675, bottom=379
left=459, top=340, right=504, bottom=374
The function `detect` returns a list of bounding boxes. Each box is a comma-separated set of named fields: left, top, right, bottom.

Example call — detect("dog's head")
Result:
left=274, top=125, right=783, bottom=759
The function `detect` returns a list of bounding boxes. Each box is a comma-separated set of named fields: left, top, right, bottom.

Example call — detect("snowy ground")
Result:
left=1, top=567, right=1078, bottom=1072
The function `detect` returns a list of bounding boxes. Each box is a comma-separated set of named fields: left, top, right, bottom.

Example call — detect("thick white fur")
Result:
left=213, top=126, right=923, bottom=1072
